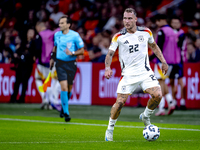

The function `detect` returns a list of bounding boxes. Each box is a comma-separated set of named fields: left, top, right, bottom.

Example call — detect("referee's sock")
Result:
left=61, top=91, right=69, bottom=115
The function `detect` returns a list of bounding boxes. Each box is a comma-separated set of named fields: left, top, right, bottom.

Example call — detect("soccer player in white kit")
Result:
left=104, top=8, right=169, bottom=141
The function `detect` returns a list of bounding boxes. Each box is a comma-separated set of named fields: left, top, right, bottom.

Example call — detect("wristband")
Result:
left=50, top=52, right=56, bottom=60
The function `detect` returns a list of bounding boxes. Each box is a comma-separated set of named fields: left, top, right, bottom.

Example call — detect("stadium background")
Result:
left=0, top=1, right=200, bottom=149
left=0, top=0, right=200, bottom=109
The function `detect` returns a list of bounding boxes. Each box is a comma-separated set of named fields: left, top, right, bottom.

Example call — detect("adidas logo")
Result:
left=124, top=40, right=129, bottom=44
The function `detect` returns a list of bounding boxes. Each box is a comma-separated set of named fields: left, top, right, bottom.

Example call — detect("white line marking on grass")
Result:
left=0, top=139, right=197, bottom=144
left=0, top=118, right=200, bottom=132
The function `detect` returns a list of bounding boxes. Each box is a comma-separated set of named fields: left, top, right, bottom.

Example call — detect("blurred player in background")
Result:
left=35, top=21, right=58, bottom=109
left=104, top=8, right=168, bottom=141
left=150, top=14, right=175, bottom=116
left=170, top=16, right=187, bottom=110
left=46, top=66, right=62, bottom=111
left=50, top=15, right=84, bottom=122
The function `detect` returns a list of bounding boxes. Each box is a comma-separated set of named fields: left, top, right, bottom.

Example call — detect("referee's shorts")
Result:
left=56, top=59, right=77, bottom=84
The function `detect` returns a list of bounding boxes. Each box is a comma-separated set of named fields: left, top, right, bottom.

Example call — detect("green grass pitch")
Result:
left=0, top=104, right=200, bottom=150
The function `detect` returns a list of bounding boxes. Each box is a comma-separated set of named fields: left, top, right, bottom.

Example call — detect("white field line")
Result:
left=0, top=118, right=200, bottom=132
left=0, top=139, right=198, bottom=144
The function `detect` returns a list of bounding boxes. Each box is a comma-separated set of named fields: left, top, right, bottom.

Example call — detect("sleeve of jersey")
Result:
left=75, top=34, right=84, bottom=49
left=109, top=33, right=121, bottom=51
left=145, top=28, right=154, bottom=44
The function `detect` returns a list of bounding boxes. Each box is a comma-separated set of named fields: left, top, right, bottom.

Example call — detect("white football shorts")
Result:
left=117, top=70, right=160, bottom=94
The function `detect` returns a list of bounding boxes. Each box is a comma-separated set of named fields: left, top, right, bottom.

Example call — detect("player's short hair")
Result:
left=170, top=15, right=181, bottom=21
left=155, top=14, right=167, bottom=21
left=59, top=15, right=71, bottom=24
left=36, top=21, right=45, bottom=27
left=124, top=8, right=137, bottom=16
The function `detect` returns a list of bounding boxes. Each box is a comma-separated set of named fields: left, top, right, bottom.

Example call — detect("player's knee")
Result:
left=154, top=92, right=162, bottom=101
left=61, top=87, right=68, bottom=91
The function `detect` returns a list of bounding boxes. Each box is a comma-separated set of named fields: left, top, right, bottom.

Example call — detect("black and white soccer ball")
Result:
left=143, top=124, right=160, bottom=141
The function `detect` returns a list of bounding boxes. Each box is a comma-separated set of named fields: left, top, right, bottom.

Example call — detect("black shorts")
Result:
left=169, top=63, right=183, bottom=79
left=56, top=59, right=77, bottom=84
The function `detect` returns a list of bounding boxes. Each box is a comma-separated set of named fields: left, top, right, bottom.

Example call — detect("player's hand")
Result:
left=161, top=62, right=168, bottom=75
left=65, top=48, right=73, bottom=55
left=104, top=68, right=113, bottom=79
left=49, top=58, right=54, bottom=70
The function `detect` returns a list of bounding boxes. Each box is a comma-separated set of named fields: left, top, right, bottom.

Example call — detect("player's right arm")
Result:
left=105, top=50, right=115, bottom=79
left=50, top=46, right=57, bottom=70
left=104, top=32, right=120, bottom=79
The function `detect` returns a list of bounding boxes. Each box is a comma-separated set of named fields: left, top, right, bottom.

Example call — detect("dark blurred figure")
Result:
left=10, top=28, right=42, bottom=103
left=151, top=14, right=175, bottom=116
left=35, top=21, right=58, bottom=109
left=170, top=16, right=187, bottom=110
left=0, top=30, right=14, bottom=63
left=187, top=42, right=200, bottom=62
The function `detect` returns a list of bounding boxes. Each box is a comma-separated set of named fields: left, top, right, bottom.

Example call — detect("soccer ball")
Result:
left=143, top=124, right=160, bottom=141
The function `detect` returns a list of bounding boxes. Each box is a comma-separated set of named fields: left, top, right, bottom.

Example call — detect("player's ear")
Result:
left=135, top=17, right=137, bottom=22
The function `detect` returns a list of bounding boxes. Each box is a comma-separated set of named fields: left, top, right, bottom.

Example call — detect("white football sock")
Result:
left=180, top=98, right=185, bottom=106
left=158, top=97, right=165, bottom=111
left=144, top=106, right=155, bottom=118
left=107, top=117, right=117, bottom=130
left=165, top=93, right=173, bottom=106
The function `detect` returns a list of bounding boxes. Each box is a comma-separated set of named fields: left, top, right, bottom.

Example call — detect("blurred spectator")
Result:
left=0, top=47, right=13, bottom=63
left=187, top=42, right=200, bottom=62
left=152, top=14, right=175, bottom=116
left=103, top=6, right=118, bottom=31
left=49, top=4, right=65, bottom=25
left=11, top=35, right=23, bottom=70
left=195, top=37, right=200, bottom=49
left=46, top=0, right=59, bottom=13
left=58, top=0, right=72, bottom=14
left=10, top=28, right=42, bottom=103
left=21, top=9, right=37, bottom=40
left=36, top=2, right=50, bottom=22
left=35, top=21, right=58, bottom=109
left=88, top=34, right=102, bottom=62
left=170, top=16, right=187, bottom=110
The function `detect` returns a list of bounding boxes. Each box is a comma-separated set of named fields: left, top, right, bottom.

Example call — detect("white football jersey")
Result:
left=109, top=26, right=154, bottom=75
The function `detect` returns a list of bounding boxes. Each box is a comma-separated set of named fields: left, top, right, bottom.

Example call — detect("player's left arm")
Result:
left=68, top=47, right=84, bottom=56
left=148, top=42, right=168, bottom=74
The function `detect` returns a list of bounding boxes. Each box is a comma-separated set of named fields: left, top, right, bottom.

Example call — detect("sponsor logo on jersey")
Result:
left=124, top=40, right=129, bottom=44
left=138, top=35, right=144, bottom=42
left=67, top=42, right=72, bottom=49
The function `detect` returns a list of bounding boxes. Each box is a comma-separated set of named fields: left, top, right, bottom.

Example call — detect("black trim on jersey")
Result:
left=121, top=60, right=125, bottom=72
left=145, top=55, right=150, bottom=71
left=120, top=27, right=127, bottom=35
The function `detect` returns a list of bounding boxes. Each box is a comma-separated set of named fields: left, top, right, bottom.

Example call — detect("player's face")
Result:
left=171, top=19, right=181, bottom=29
left=123, top=12, right=137, bottom=30
left=59, top=18, right=70, bottom=31
left=155, top=20, right=162, bottom=27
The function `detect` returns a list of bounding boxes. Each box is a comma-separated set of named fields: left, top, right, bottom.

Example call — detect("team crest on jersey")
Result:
left=122, top=86, right=126, bottom=92
left=67, top=42, right=72, bottom=49
left=138, top=35, right=144, bottom=42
